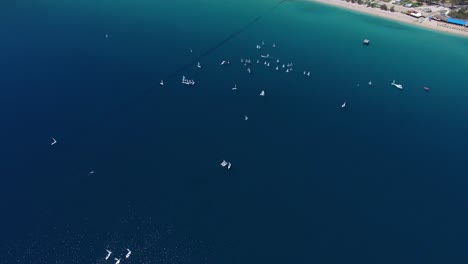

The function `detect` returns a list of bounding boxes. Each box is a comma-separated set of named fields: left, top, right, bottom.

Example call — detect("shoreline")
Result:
left=306, top=0, right=468, bottom=38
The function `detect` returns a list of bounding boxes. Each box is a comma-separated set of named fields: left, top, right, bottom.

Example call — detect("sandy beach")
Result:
left=307, top=0, right=468, bottom=38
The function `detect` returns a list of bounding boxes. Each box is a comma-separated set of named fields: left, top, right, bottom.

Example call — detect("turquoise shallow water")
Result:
left=1, top=0, right=468, bottom=263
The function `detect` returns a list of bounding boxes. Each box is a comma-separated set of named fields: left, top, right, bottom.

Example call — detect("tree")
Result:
left=381, top=4, right=388, bottom=10
left=390, top=6, right=395, bottom=12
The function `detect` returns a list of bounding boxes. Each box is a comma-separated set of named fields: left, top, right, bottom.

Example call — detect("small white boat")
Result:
left=257, top=60, right=259, bottom=64
left=272, top=43, right=276, bottom=48
left=227, top=162, right=232, bottom=170
left=368, top=81, right=372, bottom=86
left=260, top=90, right=265, bottom=96
left=105, top=250, right=112, bottom=260
left=290, top=67, right=293, bottom=72
left=220, top=160, right=228, bottom=167
left=276, top=59, right=280, bottom=63
left=51, top=137, right=57, bottom=146
left=247, top=68, right=251, bottom=74
left=267, top=62, right=270, bottom=67
left=282, top=64, right=285, bottom=68
left=262, top=41, right=265, bottom=46
left=275, top=66, right=279, bottom=70
left=126, top=249, right=132, bottom=259
left=391, top=80, right=403, bottom=90
left=264, top=61, right=267, bottom=65
left=160, top=80, right=164, bottom=86
left=220, top=60, right=226, bottom=65
left=197, top=62, right=201, bottom=68
left=232, top=84, right=237, bottom=90
left=341, top=101, right=346, bottom=108
left=190, top=48, right=193, bottom=53
left=261, top=53, right=270, bottom=59
left=245, top=115, right=248, bottom=121
left=241, top=58, right=244, bottom=63
left=307, top=72, right=310, bottom=77
left=105, top=34, right=109, bottom=38
left=286, top=69, right=289, bottom=73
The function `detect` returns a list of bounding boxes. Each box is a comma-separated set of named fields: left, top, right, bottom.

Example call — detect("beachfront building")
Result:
left=447, top=17, right=468, bottom=27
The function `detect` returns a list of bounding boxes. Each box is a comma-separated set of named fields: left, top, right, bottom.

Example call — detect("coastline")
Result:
left=306, top=0, right=468, bottom=38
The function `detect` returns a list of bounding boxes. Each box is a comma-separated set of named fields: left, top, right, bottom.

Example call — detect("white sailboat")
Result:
left=220, top=160, right=228, bottom=167
left=245, top=115, right=248, bottom=121
left=160, top=80, right=164, bottom=86
left=51, top=137, right=57, bottom=146
left=197, top=62, right=201, bottom=68
left=227, top=162, right=232, bottom=170
left=105, top=250, right=112, bottom=260
left=391, top=80, right=403, bottom=90
left=232, top=84, right=237, bottom=90
left=368, top=81, right=372, bottom=86
left=260, top=90, right=265, bottom=96
left=341, top=101, right=346, bottom=108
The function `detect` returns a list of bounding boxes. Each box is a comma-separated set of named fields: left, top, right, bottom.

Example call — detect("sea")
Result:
left=1, top=0, right=468, bottom=263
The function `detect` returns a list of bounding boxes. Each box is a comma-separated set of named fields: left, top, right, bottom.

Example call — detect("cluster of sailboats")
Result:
left=220, top=160, right=232, bottom=170
left=104, top=249, right=131, bottom=264
left=181, top=76, right=195, bottom=85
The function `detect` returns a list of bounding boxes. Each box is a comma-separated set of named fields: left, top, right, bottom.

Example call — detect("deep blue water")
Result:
left=2, top=0, right=468, bottom=263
